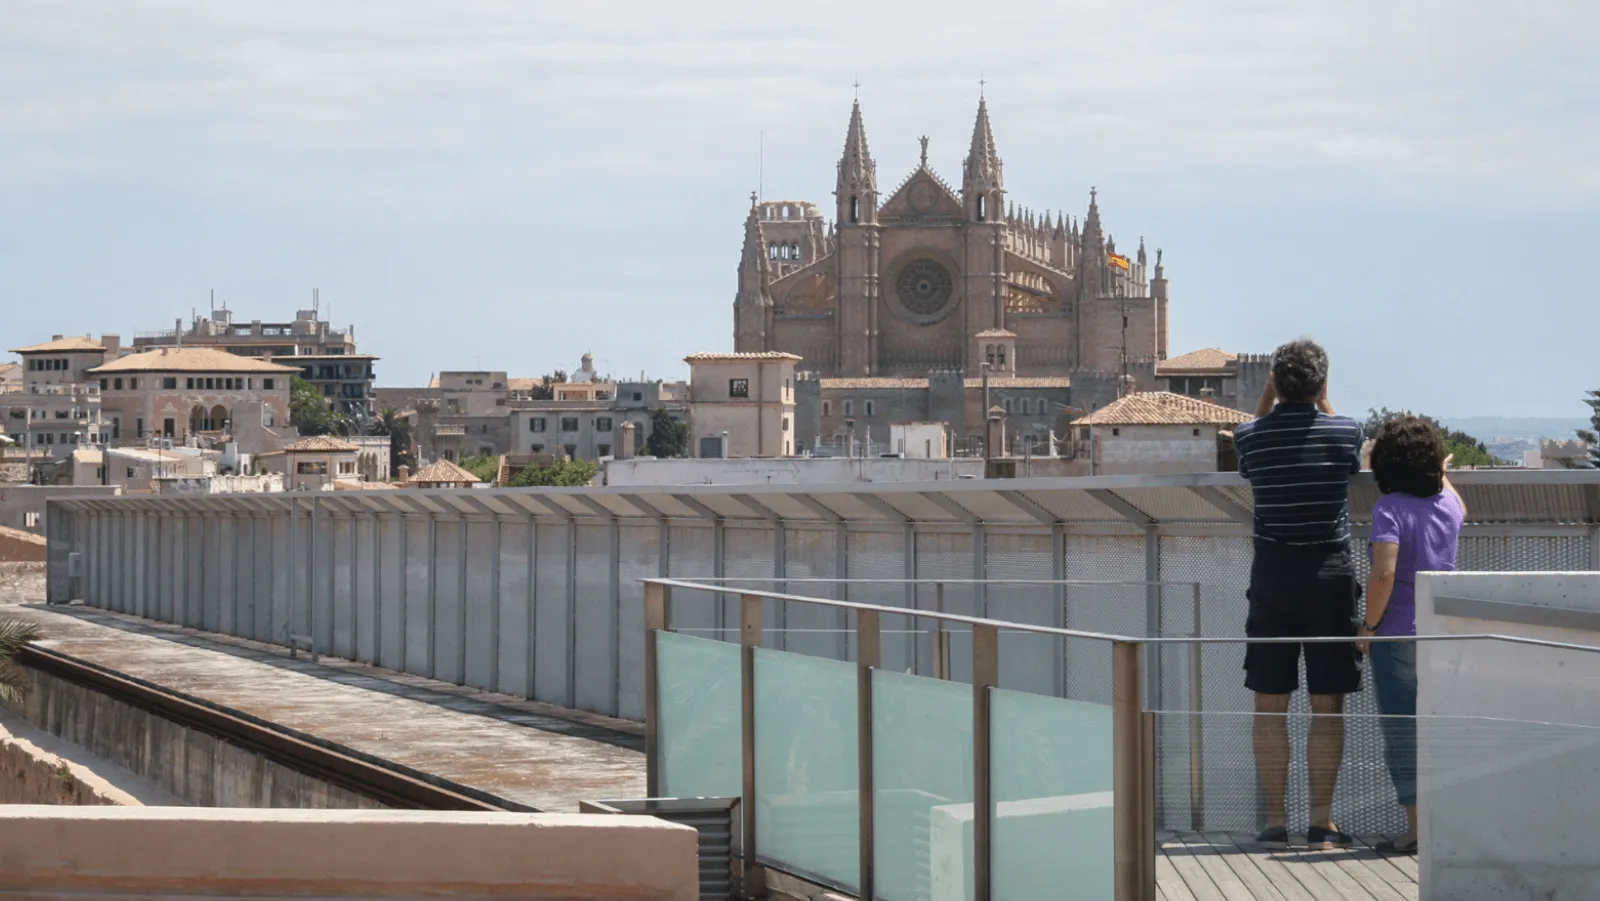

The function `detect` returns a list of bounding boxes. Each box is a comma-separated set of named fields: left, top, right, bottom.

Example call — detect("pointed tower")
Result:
left=833, top=98, right=881, bottom=375
left=1077, top=188, right=1107, bottom=300
left=962, top=98, right=1005, bottom=223
left=961, top=97, right=1008, bottom=371
left=734, top=193, right=773, bottom=353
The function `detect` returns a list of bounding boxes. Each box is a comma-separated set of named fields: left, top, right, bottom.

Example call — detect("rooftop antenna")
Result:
left=209, top=289, right=214, bottom=315
left=758, top=130, right=763, bottom=203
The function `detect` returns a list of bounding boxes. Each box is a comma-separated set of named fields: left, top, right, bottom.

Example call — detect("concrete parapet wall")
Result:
left=0, top=806, right=700, bottom=900
left=4, top=666, right=383, bottom=809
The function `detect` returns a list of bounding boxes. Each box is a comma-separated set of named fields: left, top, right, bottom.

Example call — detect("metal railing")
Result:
left=644, top=576, right=1600, bottom=901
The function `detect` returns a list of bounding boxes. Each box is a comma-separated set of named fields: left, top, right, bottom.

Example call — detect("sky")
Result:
left=0, top=1, right=1596, bottom=419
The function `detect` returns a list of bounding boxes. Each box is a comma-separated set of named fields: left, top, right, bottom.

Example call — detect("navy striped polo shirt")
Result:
left=1234, top=403, right=1363, bottom=549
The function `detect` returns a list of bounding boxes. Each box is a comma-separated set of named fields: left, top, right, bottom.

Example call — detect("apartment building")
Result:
left=132, top=306, right=377, bottom=418
left=1, top=337, right=114, bottom=456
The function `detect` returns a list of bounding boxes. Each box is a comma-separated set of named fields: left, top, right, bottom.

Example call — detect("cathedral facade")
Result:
left=733, top=97, right=1171, bottom=380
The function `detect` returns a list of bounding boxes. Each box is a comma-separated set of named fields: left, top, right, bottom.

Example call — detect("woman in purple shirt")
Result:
left=1358, top=416, right=1465, bottom=854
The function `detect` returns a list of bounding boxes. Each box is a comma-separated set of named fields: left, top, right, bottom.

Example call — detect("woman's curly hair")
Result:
left=1371, top=416, right=1445, bottom=497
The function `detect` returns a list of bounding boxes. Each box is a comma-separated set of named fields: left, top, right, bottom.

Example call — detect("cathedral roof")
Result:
left=1074, top=391, right=1252, bottom=427
left=1155, top=347, right=1238, bottom=375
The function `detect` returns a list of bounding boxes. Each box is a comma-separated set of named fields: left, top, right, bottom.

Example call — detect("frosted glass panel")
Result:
left=990, top=689, right=1114, bottom=901
left=657, top=631, right=741, bottom=799
left=1422, top=716, right=1600, bottom=900
left=872, top=670, right=973, bottom=901
left=754, top=648, right=860, bottom=891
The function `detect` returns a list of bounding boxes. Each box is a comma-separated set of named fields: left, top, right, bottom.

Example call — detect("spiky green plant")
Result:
left=0, top=618, right=42, bottom=702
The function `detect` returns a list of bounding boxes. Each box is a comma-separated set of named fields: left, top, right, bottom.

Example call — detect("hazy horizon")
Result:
left=2, top=2, right=1595, bottom=419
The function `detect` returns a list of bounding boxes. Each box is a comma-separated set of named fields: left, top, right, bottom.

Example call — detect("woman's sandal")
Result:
left=1375, top=836, right=1418, bottom=854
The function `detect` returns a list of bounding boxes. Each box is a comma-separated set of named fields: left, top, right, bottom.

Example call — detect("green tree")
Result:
left=0, top=618, right=42, bottom=702
left=510, top=459, right=598, bottom=487
left=289, top=376, right=333, bottom=437
left=645, top=408, right=689, bottom=458
left=459, top=454, right=501, bottom=483
left=1362, top=408, right=1495, bottom=468
left=527, top=370, right=569, bottom=401
left=1577, top=390, right=1600, bottom=468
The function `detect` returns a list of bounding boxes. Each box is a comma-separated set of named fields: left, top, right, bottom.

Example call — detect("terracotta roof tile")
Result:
left=1074, top=391, right=1253, bottom=426
left=683, top=352, right=803, bottom=362
left=1155, top=347, right=1237, bottom=375
left=407, top=459, right=482, bottom=484
left=283, top=435, right=360, bottom=453
left=11, top=337, right=106, bottom=354
left=89, top=347, right=298, bottom=374
left=819, top=377, right=930, bottom=390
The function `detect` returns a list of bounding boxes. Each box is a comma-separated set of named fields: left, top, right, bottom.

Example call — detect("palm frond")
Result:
left=0, top=618, right=43, bottom=659
left=0, top=659, right=30, bottom=703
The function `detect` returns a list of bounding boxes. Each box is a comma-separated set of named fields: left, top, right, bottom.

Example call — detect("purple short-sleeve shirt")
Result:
left=1368, top=490, right=1465, bottom=636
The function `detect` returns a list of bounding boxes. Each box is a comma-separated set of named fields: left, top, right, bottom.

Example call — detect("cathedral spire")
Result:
left=962, top=98, right=1004, bottom=222
left=835, top=98, right=878, bottom=225
left=734, top=193, right=772, bottom=352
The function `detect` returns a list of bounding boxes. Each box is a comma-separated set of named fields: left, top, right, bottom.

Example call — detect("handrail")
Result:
left=642, top=577, right=1600, bottom=654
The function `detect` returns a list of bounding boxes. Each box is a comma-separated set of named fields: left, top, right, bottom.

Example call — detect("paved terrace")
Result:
left=4, top=602, right=645, bottom=812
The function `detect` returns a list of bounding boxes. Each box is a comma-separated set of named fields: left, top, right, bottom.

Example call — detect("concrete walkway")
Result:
left=5, top=603, right=646, bottom=812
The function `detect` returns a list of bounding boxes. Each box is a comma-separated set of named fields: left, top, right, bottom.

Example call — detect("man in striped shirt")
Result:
left=1233, top=339, right=1363, bottom=850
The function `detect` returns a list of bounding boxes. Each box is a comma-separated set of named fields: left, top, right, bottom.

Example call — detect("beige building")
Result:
left=733, top=97, right=1169, bottom=379
left=1072, top=391, right=1252, bottom=475
left=259, top=435, right=363, bottom=491
left=2, top=337, right=115, bottom=457
left=89, top=347, right=296, bottom=446
left=685, top=352, right=799, bottom=458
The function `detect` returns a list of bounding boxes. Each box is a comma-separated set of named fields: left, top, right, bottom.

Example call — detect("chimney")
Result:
left=52, top=335, right=63, bottom=341
left=175, top=318, right=183, bottom=345
left=100, top=334, right=121, bottom=359
left=986, top=405, right=1008, bottom=459
left=618, top=422, right=637, bottom=460
left=397, top=464, right=411, bottom=483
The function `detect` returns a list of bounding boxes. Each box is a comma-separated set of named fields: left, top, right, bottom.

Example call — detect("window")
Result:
left=997, top=347, right=1006, bottom=367
left=163, top=377, right=177, bottom=389
left=163, top=418, right=174, bottom=437
left=1020, top=398, right=1032, bottom=415
left=130, top=378, right=138, bottom=390
left=126, top=468, right=135, bottom=479
left=843, top=401, right=853, bottom=417
left=561, top=417, right=579, bottom=432
left=263, top=378, right=275, bottom=390
left=23, top=512, right=40, bottom=529
left=186, top=378, right=195, bottom=389
left=1112, top=428, right=1121, bottom=437
left=563, top=444, right=577, bottom=458
left=100, top=378, right=108, bottom=390
left=822, top=401, right=831, bottom=417
left=296, top=461, right=328, bottom=475
left=781, top=417, right=790, bottom=432
left=338, top=461, right=355, bottom=475
left=849, top=196, right=859, bottom=223
left=729, top=378, right=749, bottom=398
left=1003, top=398, right=1013, bottom=414
left=1038, top=397, right=1048, bottom=416
left=976, top=195, right=987, bottom=221
left=136, top=418, right=144, bottom=438
left=632, top=391, right=643, bottom=402
left=530, top=444, right=545, bottom=453
left=865, top=400, right=875, bottom=417
left=530, top=418, right=547, bottom=432
left=596, top=417, right=613, bottom=432
left=598, top=444, right=611, bottom=457
left=1193, top=428, right=1201, bottom=437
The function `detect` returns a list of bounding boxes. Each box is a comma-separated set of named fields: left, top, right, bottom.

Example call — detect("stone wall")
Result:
left=4, top=667, right=385, bottom=809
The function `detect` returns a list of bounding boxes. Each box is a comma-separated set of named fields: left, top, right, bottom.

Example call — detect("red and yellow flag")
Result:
left=1107, top=252, right=1131, bottom=271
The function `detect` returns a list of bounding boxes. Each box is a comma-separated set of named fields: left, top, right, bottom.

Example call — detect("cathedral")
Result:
left=733, top=96, right=1171, bottom=380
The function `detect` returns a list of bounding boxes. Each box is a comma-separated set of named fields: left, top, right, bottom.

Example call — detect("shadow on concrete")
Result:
left=25, top=603, right=644, bottom=754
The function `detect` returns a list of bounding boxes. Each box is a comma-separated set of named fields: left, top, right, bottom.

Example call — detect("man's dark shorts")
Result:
left=1244, top=545, right=1362, bottom=696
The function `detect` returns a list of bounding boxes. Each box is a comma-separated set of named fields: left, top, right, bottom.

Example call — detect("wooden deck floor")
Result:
left=1158, top=832, right=1418, bottom=901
